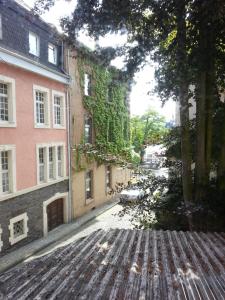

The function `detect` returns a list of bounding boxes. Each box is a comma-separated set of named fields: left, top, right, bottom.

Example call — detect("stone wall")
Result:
left=0, top=179, right=68, bottom=256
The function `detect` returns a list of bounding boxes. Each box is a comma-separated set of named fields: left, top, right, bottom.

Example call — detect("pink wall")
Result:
left=0, top=63, right=68, bottom=191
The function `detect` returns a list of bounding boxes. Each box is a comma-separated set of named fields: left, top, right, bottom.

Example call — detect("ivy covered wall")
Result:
left=74, top=53, right=131, bottom=171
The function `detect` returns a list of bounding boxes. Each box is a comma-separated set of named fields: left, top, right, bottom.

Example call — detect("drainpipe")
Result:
left=63, top=41, right=73, bottom=222
left=66, top=88, right=73, bottom=222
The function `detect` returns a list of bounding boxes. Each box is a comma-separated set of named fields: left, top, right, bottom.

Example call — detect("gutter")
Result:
left=0, top=46, right=70, bottom=84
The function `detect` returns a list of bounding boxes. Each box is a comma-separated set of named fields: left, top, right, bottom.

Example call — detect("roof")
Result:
left=0, top=229, right=224, bottom=299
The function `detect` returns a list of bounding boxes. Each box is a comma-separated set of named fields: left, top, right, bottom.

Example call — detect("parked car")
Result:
left=119, top=188, right=145, bottom=203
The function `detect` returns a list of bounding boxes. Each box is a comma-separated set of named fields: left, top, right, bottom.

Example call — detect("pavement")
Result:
left=0, top=197, right=130, bottom=273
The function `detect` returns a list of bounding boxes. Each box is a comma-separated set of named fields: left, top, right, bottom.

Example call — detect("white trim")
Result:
left=52, top=90, right=66, bottom=129
left=43, top=192, right=69, bottom=237
left=36, top=142, right=66, bottom=185
left=33, top=85, right=50, bottom=129
left=8, top=212, right=29, bottom=245
left=0, top=47, right=70, bottom=84
left=0, top=225, right=3, bottom=252
left=0, top=144, right=16, bottom=196
left=0, top=177, right=68, bottom=202
left=0, top=74, right=16, bottom=127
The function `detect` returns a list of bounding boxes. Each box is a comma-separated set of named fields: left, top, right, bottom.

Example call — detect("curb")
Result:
left=0, top=198, right=119, bottom=274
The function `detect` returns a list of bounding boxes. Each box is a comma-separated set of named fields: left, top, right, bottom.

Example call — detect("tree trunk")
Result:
left=218, top=104, right=225, bottom=191
left=195, top=72, right=207, bottom=201
left=176, top=0, right=193, bottom=230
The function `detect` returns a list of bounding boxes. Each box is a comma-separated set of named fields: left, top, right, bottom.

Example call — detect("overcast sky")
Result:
left=22, top=0, right=175, bottom=120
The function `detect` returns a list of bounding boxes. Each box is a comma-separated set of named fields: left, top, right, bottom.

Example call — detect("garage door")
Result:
left=47, top=198, right=64, bottom=232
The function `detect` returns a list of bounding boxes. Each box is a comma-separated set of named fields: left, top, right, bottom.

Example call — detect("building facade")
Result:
left=0, top=0, right=70, bottom=255
left=67, top=48, right=132, bottom=217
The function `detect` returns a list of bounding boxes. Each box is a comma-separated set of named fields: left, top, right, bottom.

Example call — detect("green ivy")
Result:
left=74, top=55, right=131, bottom=171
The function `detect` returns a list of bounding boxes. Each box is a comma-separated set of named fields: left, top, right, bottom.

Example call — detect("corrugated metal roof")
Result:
left=0, top=229, right=224, bottom=299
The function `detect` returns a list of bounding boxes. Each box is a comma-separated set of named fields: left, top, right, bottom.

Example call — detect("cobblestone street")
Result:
left=27, top=203, right=134, bottom=260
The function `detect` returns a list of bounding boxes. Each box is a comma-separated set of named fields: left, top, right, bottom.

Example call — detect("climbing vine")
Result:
left=74, top=53, right=131, bottom=171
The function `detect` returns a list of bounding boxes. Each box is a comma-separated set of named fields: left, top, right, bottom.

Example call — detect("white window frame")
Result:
left=0, top=225, right=3, bottom=252
left=0, top=145, right=16, bottom=196
left=29, top=32, right=40, bottom=57
left=0, top=75, right=16, bottom=127
left=52, top=90, right=66, bottom=129
left=0, top=14, right=3, bottom=40
left=8, top=213, right=28, bottom=245
left=36, top=142, right=66, bottom=185
left=48, top=43, right=57, bottom=65
left=33, top=85, right=50, bottom=128
left=84, top=73, right=91, bottom=96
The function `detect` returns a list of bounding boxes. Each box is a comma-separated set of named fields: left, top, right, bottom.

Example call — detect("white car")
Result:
left=119, top=188, right=145, bottom=203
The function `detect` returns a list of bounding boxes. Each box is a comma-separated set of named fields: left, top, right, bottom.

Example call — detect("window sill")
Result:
left=85, top=198, right=94, bottom=205
left=34, top=124, right=51, bottom=129
left=9, top=233, right=27, bottom=245
left=37, top=177, right=67, bottom=186
left=53, top=125, right=66, bottom=130
left=0, top=121, right=16, bottom=128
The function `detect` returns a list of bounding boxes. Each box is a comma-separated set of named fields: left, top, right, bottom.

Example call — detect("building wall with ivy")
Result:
left=68, top=48, right=132, bottom=217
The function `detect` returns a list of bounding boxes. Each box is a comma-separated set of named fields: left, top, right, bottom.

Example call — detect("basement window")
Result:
left=9, top=213, right=29, bottom=245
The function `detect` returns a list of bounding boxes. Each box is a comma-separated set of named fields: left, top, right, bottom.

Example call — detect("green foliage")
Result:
left=74, top=55, right=131, bottom=171
left=131, top=109, right=168, bottom=153
left=119, top=168, right=225, bottom=231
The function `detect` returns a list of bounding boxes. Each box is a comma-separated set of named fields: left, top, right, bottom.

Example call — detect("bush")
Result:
left=118, top=169, right=225, bottom=231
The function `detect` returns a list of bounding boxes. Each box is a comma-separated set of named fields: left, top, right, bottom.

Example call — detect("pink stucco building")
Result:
left=0, top=0, right=71, bottom=255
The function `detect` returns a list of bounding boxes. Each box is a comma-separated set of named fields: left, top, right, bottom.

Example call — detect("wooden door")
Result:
left=47, top=198, right=64, bottom=232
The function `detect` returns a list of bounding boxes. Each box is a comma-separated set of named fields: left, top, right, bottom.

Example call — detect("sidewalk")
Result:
left=0, top=198, right=119, bottom=273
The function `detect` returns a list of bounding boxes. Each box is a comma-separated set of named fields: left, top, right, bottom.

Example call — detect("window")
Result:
left=84, top=73, right=91, bottom=96
left=106, top=166, right=112, bottom=192
left=107, top=85, right=113, bottom=103
left=84, top=115, right=93, bottom=144
left=0, top=145, right=16, bottom=196
left=9, top=213, right=29, bottom=245
left=0, top=14, right=2, bottom=40
left=38, top=147, right=46, bottom=183
left=48, top=147, right=55, bottom=180
left=33, top=85, right=50, bottom=128
left=57, top=146, right=63, bottom=177
left=85, top=170, right=93, bottom=200
left=0, top=75, right=16, bottom=127
left=29, top=32, right=39, bottom=56
left=48, top=43, right=57, bottom=64
left=37, top=143, right=65, bottom=184
left=52, top=91, right=66, bottom=128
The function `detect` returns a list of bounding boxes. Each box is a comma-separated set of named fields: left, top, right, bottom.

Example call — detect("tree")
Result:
left=34, top=0, right=225, bottom=229
left=131, top=109, right=168, bottom=160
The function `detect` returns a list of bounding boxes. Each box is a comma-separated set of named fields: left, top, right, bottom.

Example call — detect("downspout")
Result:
left=63, top=40, right=73, bottom=221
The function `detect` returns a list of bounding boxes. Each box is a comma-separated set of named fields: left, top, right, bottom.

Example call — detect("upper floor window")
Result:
left=84, top=73, right=91, bottom=96
left=37, top=143, right=65, bottom=185
left=0, top=14, right=3, bottom=40
left=0, top=145, right=16, bottom=196
left=107, top=85, right=113, bottom=103
left=84, top=115, right=93, bottom=144
left=29, top=32, right=40, bottom=56
left=0, top=75, right=16, bottom=127
left=48, top=43, right=57, bottom=65
left=33, top=85, right=50, bottom=128
left=52, top=91, right=66, bottom=129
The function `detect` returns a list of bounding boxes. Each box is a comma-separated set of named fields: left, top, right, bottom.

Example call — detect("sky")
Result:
left=22, top=0, right=176, bottom=121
